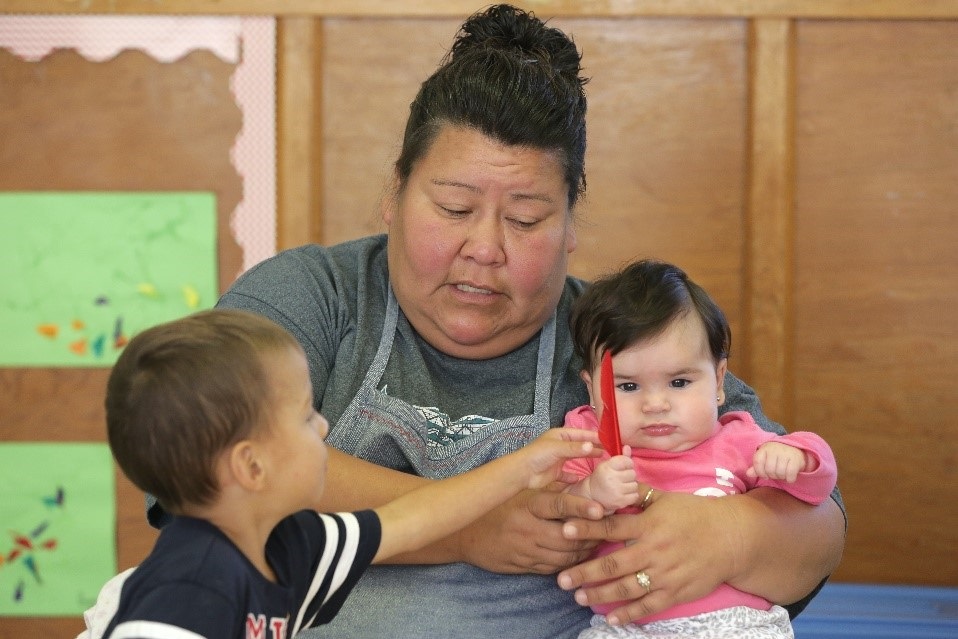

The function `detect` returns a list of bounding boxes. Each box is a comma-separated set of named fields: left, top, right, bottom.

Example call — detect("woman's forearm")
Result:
left=727, top=487, right=846, bottom=604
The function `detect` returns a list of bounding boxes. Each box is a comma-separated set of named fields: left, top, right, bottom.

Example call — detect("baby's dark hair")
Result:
left=571, top=259, right=731, bottom=373
left=105, top=309, right=301, bottom=514
left=395, top=4, right=589, bottom=208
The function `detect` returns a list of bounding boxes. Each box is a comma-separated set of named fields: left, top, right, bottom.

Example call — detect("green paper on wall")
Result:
left=0, top=442, right=117, bottom=616
left=0, top=192, right=217, bottom=367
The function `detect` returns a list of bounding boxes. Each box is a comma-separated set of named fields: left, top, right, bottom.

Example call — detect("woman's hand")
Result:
left=556, top=486, right=845, bottom=626
left=456, top=486, right=606, bottom=574
left=556, top=489, right=735, bottom=625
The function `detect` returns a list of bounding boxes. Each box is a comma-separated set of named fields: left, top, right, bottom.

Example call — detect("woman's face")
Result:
left=384, top=125, right=577, bottom=360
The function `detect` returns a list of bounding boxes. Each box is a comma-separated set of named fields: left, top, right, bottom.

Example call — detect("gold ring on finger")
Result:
left=635, top=570, right=652, bottom=594
left=639, top=487, right=655, bottom=510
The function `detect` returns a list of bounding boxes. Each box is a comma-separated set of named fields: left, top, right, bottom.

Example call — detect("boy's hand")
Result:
left=588, top=447, right=639, bottom=511
left=525, top=429, right=601, bottom=489
left=747, top=441, right=815, bottom=483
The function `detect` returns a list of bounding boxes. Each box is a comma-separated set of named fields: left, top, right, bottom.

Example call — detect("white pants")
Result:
left=578, top=605, right=794, bottom=639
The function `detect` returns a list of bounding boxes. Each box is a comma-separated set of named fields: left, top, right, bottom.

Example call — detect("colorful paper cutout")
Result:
left=0, top=443, right=116, bottom=616
left=0, top=192, right=217, bottom=367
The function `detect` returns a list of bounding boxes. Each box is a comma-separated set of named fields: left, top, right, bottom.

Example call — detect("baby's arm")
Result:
left=564, top=446, right=639, bottom=514
left=748, top=441, right=817, bottom=483
left=372, top=428, right=600, bottom=563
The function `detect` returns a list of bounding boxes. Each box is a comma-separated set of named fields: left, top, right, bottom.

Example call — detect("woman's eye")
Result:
left=508, top=217, right=539, bottom=230
left=440, top=205, right=469, bottom=217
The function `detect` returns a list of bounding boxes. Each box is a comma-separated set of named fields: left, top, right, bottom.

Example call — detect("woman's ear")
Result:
left=381, top=171, right=401, bottom=226
left=565, top=215, right=578, bottom=253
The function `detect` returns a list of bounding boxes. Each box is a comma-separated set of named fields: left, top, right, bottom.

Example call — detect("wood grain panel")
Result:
left=564, top=18, right=748, bottom=348
left=744, top=18, right=795, bottom=423
left=793, top=19, right=958, bottom=585
left=6, top=0, right=958, bottom=19
left=321, top=18, right=460, bottom=244
left=277, top=17, right=324, bottom=250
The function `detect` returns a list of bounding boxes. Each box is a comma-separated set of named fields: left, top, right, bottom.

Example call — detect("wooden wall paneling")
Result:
left=743, top=18, right=795, bottom=425
left=792, top=20, right=958, bottom=585
left=563, top=17, right=750, bottom=350
left=320, top=17, right=461, bottom=245
left=277, top=16, right=324, bottom=250
left=6, top=0, right=958, bottom=19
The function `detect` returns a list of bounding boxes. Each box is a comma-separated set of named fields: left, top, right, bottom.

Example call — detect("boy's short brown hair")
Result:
left=105, top=309, right=301, bottom=514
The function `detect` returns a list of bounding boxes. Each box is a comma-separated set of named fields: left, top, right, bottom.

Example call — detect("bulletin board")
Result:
left=0, top=16, right=273, bottom=635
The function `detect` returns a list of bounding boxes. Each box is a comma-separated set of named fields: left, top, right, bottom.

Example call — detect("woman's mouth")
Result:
left=455, top=283, right=493, bottom=295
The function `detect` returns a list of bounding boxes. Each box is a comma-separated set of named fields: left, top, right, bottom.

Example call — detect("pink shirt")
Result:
left=563, top=407, right=837, bottom=622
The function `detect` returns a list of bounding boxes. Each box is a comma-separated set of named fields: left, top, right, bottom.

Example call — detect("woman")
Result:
left=211, top=5, right=845, bottom=638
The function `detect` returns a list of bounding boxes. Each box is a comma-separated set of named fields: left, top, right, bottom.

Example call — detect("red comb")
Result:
left=598, top=350, right=622, bottom=456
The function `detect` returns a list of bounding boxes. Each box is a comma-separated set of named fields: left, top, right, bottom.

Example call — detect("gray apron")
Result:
left=309, top=288, right=591, bottom=638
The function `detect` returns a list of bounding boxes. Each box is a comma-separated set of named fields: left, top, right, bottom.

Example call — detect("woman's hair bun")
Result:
left=450, top=4, right=583, bottom=79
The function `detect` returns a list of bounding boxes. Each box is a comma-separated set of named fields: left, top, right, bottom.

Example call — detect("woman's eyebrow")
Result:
left=430, top=178, right=555, bottom=204
left=510, top=191, right=555, bottom=205
left=431, top=178, right=479, bottom=193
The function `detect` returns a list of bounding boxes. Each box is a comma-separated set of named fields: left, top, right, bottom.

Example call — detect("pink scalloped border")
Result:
left=0, top=15, right=277, bottom=276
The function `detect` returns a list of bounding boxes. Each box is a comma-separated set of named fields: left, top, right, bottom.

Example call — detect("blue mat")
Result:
left=792, top=582, right=958, bottom=638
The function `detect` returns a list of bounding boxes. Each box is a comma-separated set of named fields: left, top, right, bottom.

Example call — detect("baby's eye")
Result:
left=670, top=379, right=691, bottom=388
left=618, top=382, right=638, bottom=392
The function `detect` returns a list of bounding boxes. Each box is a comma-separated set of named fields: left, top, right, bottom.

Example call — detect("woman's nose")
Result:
left=461, top=214, right=506, bottom=265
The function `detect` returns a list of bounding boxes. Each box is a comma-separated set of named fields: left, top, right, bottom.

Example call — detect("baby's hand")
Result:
left=748, top=442, right=815, bottom=483
left=589, top=446, right=639, bottom=511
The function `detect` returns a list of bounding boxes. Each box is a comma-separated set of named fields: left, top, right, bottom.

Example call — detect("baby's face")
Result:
left=261, top=345, right=330, bottom=512
left=585, top=313, right=726, bottom=453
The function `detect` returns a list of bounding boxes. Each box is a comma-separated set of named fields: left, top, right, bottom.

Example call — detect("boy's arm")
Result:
left=372, top=429, right=599, bottom=563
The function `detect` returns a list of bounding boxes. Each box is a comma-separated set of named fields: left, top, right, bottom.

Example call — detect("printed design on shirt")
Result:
left=379, top=385, right=494, bottom=447
left=418, top=406, right=495, bottom=447
left=691, top=467, right=739, bottom=497
left=246, top=613, right=287, bottom=639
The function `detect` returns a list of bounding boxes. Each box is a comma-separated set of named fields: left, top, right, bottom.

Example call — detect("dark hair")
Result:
left=105, top=309, right=301, bottom=514
left=395, top=4, right=589, bottom=208
left=571, top=259, right=731, bottom=373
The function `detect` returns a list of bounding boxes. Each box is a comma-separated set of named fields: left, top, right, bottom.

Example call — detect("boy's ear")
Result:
left=226, top=440, right=266, bottom=491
